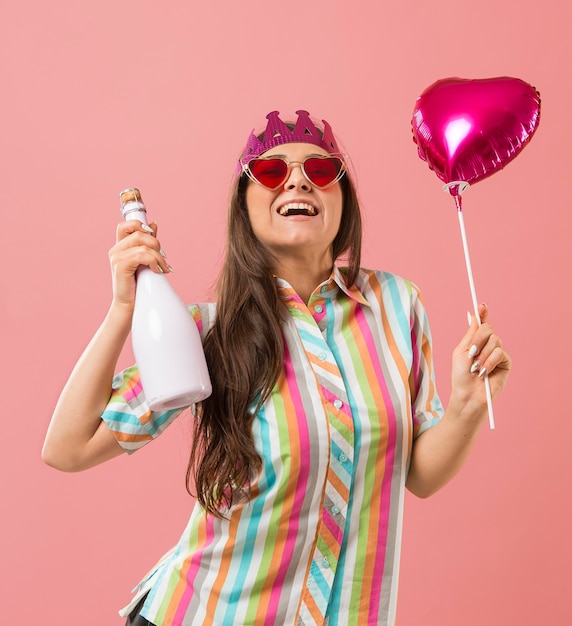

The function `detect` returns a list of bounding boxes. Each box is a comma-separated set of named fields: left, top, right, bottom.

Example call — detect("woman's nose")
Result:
left=283, top=163, right=310, bottom=191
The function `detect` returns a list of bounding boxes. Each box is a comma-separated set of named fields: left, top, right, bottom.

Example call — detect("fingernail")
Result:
left=467, top=311, right=472, bottom=326
left=470, top=360, right=481, bottom=374
left=478, top=367, right=487, bottom=378
left=141, top=223, right=154, bottom=234
left=157, top=265, right=164, bottom=273
left=167, top=264, right=175, bottom=273
left=468, top=344, right=478, bottom=359
left=160, top=248, right=167, bottom=258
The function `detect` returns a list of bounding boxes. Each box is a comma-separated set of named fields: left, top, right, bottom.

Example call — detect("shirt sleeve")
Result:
left=100, top=303, right=212, bottom=454
left=409, top=284, right=444, bottom=438
left=100, top=364, right=186, bottom=454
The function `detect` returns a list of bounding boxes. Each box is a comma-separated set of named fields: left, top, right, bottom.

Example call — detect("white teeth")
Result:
left=278, top=202, right=317, bottom=216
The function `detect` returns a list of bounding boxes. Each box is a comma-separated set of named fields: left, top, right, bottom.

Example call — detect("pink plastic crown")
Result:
left=239, top=110, right=341, bottom=168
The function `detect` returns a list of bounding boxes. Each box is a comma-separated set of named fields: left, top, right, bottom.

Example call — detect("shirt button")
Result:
left=339, top=453, right=348, bottom=463
left=331, top=505, right=341, bottom=515
left=320, top=285, right=328, bottom=293
left=315, top=305, right=323, bottom=314
left=333, top=399, right=343, bottom=409
left=318, top=352, right=327, bottom=361
left=321, top=557, right=330, bottom=569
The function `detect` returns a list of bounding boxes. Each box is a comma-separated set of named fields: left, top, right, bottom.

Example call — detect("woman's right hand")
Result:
left=109, top=220, right=172, bottom=310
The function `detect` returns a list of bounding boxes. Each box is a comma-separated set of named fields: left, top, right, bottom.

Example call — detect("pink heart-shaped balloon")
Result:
left=412, top=77, right=541, bottom=188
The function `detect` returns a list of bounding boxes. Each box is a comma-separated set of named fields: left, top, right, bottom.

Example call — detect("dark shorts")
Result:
left=125, top=594, right=154, bottom=626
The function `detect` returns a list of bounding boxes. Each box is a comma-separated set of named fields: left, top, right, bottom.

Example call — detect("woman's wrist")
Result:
left=444, top=391, right=489, bottom=428
left=105, top=300, right=135, bottom=338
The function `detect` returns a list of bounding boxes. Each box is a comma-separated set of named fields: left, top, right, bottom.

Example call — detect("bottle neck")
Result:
left=121, top=200, right=148, bottom=225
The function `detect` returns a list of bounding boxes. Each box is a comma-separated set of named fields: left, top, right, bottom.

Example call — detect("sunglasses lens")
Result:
left=304, top=157, right=343, bottom=187
left=248, top=158, right=288, bottom=188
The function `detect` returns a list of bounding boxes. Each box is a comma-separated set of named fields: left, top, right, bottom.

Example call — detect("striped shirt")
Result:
left=101, top=267, right=443, bottom=626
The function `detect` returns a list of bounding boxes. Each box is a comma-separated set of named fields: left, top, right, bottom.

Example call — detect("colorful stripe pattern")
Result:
left=101, top=268, right=443, bottom=626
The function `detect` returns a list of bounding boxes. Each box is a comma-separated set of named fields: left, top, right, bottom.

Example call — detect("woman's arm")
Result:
left=406, top=303, right=511, bottom=497
left=42, top=220, right=171, bottom=472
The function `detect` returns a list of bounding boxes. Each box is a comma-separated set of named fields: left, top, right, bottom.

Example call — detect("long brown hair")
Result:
left=187, top=166, right=362, bottom=517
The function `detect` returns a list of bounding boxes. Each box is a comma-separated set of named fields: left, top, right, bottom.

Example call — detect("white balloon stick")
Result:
left=444, top=182, right=495, bottom=429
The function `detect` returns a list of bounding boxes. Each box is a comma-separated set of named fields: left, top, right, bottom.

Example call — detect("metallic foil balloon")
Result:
left=412, top=77, right=541, bottom=189
left=411, top=76, right=540, bottom=430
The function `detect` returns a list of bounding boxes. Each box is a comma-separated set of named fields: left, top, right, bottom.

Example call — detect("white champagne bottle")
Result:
left=119, top=188, right=212, bottom=410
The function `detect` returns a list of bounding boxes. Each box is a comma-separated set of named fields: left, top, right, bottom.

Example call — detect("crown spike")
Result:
left=265, top=111, right=293, bottom=142
left=321, top=120, right=338, bottom=153
left=293, top=110, right=322, bottom=143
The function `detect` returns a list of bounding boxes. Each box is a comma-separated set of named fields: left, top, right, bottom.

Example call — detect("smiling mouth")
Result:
left=278, top=202, right=317, bottom=216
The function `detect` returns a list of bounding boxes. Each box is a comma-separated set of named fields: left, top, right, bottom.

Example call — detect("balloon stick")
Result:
left=444, top=182, right=495, bottom=429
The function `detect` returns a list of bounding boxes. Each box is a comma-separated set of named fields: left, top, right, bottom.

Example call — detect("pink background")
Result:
left=2, top=1, right=570, bottom=624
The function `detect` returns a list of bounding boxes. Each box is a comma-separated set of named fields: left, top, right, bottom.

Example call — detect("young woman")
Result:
left=43, top=110, right=511, bottom=626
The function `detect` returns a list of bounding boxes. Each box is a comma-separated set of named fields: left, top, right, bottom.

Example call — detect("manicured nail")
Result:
left=467, top=311, right=472, bottom=326
left=141, top=223, right=154, bottom=234
left=160, top=248, right=167, bottom=258
left=478, top=367, right=487, bottom=378
left=468, top=344, right=479, bottom=359
left=167, top=264, right=175, bottom=273
left=157, top=265, right=164, bottom=273
left=470, top=360, right=481, bottom=374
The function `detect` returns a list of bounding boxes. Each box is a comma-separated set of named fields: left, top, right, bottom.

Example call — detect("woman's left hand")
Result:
left=407, top=304, right=511, bottom=497
left=449, top=303, right=512, bottom=420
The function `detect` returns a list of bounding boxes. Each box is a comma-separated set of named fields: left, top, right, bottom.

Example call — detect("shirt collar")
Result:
left=330, top=266, right=370, bottom=306
left=275, top=266, right=370, bottom=307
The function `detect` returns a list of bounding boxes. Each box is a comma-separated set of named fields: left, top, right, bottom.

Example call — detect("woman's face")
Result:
left=244, top=143, right=343, bottom=267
